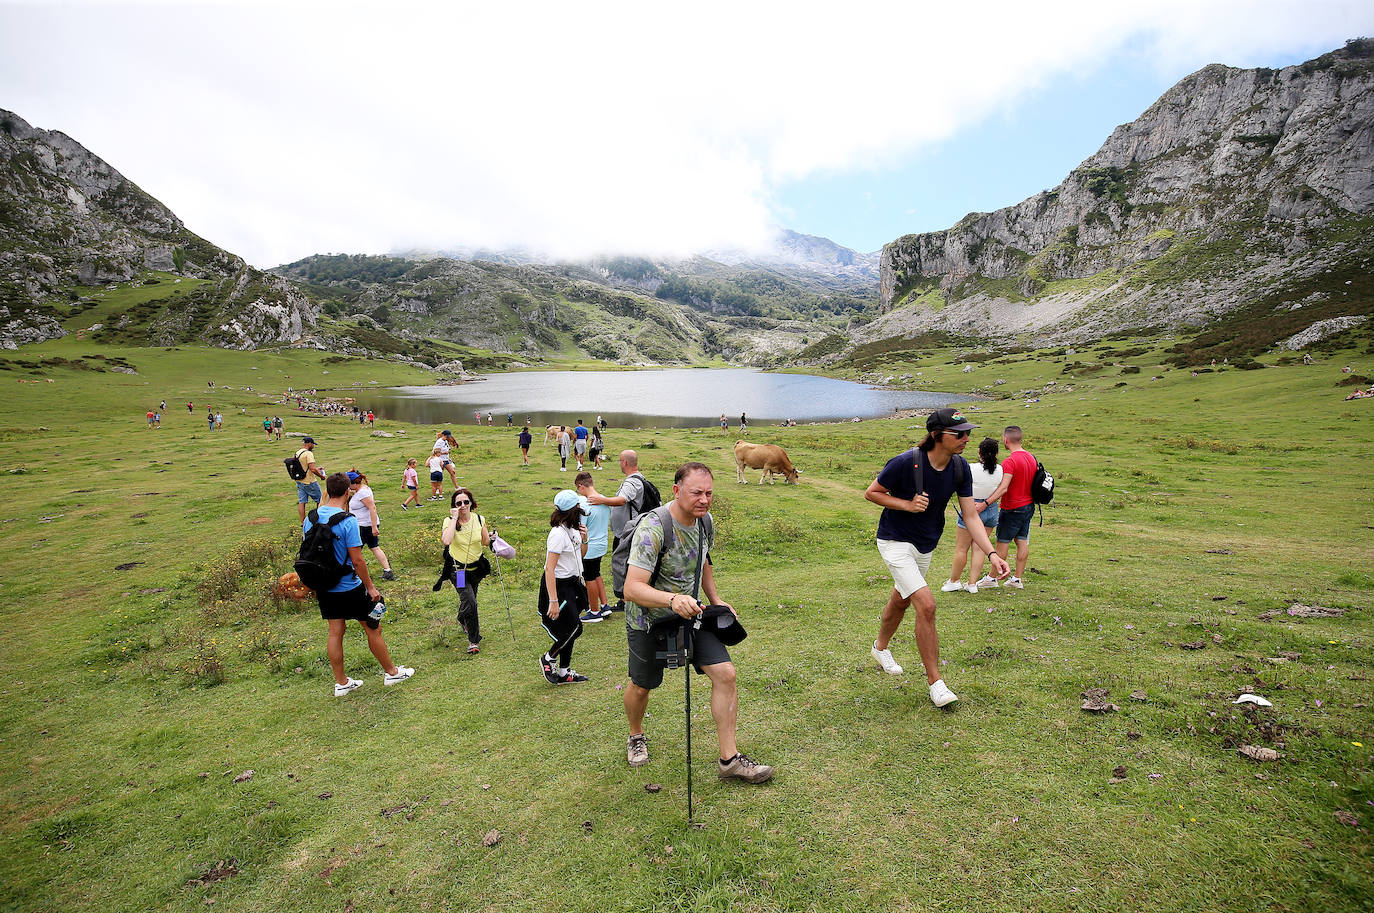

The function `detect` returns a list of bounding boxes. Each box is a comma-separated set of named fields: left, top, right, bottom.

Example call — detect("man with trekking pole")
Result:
left=620, top=462, right=773, bottom=785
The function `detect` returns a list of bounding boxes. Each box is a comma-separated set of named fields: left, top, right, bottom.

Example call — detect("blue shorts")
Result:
left=296, top=481, right=321, bottom=505
left=997, top=504, right=1034, bottom=542
left=957, top=503, right=1000, bottom=530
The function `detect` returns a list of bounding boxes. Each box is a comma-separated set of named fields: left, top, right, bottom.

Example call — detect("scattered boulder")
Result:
left=1237, top=745, right=1281, bottom=762
left=482, top=829, right=502, bottom=847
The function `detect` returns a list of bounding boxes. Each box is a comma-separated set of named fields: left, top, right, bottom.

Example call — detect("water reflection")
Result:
left=352, top=369, right=965, bottom=429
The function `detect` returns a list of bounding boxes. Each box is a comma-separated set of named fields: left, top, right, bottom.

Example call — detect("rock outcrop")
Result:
left=871, top=40, right=1374, bottom=346
left=0, top=109, right=314, bottom=348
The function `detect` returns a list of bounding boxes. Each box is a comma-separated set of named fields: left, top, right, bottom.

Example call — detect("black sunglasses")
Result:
left=454, top=499, right=471, bottom=505
left=943, top=429, right=971, bottom=439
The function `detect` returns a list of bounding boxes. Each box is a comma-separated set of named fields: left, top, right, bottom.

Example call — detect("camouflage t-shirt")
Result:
left=625, top=507, right=713, bottom=633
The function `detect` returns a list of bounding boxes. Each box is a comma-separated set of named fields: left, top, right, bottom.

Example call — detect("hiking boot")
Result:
left=557, top=670, right=588, bottom=684
left=381, top=569, right=396, bottom=581
left=627, top=733, right=650, bottom=767
left=974, top=575, right=999, bottom=589
left=871, top=642, right=904, bottom=675
left=539, top=653, right=559, bottom=684
left=467, top=643, right=480, bottom=655
left=1006, top=577, right=1024, bottom=589
left=384, top=666, right=415, bottom=686
left=929, top=679, right=958, bottom=708
left=940, top=580, right=964, bottom=593
left=718, top=753, right=774, bottom=784
left=333, top=677, right=363, bottom=697
left=580, top=607, right=605, bottom=623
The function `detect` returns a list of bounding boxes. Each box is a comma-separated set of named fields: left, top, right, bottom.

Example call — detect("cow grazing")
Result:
left=734, top=441, right=799, bottom=485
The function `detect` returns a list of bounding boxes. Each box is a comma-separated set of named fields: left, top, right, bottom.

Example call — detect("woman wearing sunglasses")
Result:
left=441, top=488, right=492, bottom=654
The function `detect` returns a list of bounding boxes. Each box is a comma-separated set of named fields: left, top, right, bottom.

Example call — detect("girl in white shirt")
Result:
left=942, top=438, right=1004, bottom=594
left=538, top=489, right=589, bottom=684
left=347, top=470, right=395, bottom=580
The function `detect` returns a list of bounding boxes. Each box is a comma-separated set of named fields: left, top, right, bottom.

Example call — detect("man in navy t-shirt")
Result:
left=863, top=409, right=1009, bottom=707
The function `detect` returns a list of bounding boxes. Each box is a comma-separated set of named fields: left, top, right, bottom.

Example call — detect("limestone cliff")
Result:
left=0, top=109, right=314, bottom=348
left=871, top=40, right=1374, bottom=347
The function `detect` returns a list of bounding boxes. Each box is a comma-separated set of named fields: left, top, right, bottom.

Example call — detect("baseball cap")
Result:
left=926, top=408, right=977, bottom=432
left=346, top=471, right=361, bottom=483
left=441, top=429, right=452, bottom=435
left=302, top=436, right=315, bottom=444
left=553, top=489, right=581, bottom=511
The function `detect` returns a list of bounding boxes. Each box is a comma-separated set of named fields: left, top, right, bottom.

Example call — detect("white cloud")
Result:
left=0, top=0, right=1366, bottom=266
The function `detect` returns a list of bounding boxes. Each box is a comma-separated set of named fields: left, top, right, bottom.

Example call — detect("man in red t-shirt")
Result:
left=978, top=426, right=1037, bottom=590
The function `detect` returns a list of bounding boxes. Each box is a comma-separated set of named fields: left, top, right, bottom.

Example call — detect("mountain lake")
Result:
left=353, top=368, right=967, bottom=429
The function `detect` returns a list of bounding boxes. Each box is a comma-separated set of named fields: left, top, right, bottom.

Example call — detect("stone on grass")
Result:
left=1238, top=745, right=1281, bottom=762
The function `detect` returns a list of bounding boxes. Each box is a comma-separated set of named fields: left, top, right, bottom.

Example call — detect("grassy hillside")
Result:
left=0, top=334, right=1370, bottom=913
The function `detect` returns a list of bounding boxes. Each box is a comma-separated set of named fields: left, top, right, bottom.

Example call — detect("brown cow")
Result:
left=734, top=440, right=799, bottom=485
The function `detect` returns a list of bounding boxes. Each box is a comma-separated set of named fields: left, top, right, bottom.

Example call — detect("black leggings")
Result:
left=538, top=576, right=587, bottom=667
left=454, top=575, right=482, bottom=644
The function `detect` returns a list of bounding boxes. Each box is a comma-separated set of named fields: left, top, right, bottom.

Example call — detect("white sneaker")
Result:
left=929, top=679, right=959, bottom=707
left=333, top=678, right=363, bottom=697
left=1006, top=577, right=1024, bottom=589
left=964, top=582, right=979, bottom=595
left=974, top=575, right=999, bottom=589
left=871, top=642, right=904, bottom=675
left=940, top=580, right=964, bottom=593
left=384, top=665, right=415, bottom=686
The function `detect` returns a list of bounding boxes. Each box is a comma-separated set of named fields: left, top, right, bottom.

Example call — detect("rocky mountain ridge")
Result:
left=865, top=40, right=1374, bottom=354
left=0, top=109, right=313, bottom=349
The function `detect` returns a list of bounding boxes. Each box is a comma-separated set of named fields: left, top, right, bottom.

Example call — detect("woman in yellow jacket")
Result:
left=441, top=487, right=491, bottom=654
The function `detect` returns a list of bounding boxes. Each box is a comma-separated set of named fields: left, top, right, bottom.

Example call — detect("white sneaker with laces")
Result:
left=975, top=575, right=999, bottom=589
left=333, top=677, right=363, bottom=697
left=929, top=679, right=959, bottom=707
left=1006, top=577, right=1024, bottom=589
left=940, top=580, right=964, bottom=593
left=384, top=665, right=415, bottom=686
left=964, top=582, right=979, bottom=594
left=871, top=642, right=904, bottom=675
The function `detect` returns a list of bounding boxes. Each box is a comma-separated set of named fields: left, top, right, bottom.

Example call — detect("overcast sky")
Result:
left=1, top=1, right=1368, bottom=267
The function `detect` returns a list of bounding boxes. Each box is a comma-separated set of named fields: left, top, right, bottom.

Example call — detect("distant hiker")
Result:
left=940, top=437, right=1003, bottom=594
left=188, top=401, right=193, bottom=413
left=347, top=470, right=395, bottom=581
left=146, top=410, right=155, bottom=429
left=518, top=425, right=533, bottom=466
left=622, top=462, right=773, bottom=782
left=294, top=436, right=327, bottom=522
left=305, top=472, right=413, bottom=697
left=720, top=413, right=728, bottom=434
left=215, top=411, right=223, bottom=430
left=475, top=410, right=482, bottom=425
left=739, top=413, right=747, bottom=434
left=977, top=425, right=1037, bottom=592
left=401, top=458, right=420, bottom=510
left=160, top=400, right=165, bottom=411
left=263, top=417, right=273, bottom=441
left=432, top=430, right=459, bottom=487
left=507, top=413, right=514, bottom=427
left=587, top=449, right=658, bottom=611
left=440, top=488, right=491, bottom=654
left=557, top=425, right=571, bottom=472
left=273, top=415, right=283, bottom=440
left=487, top=411, right=493, bottom=426
left=426, top=448, right=446, bottom=500
left=1303, top=353, right=1313, bottom=365
left=597, top=414, right=605, bottom=429
left=367, top=410, right=375, bottom=427
left=865, top=409, right=1008, bottom=707
left=153, top=411, right=161, bottom=428
left=538, top=489, right=589, bottom=684
left=589, top=425, right=605, bottom=469
left=574, top=420, right=589, bottom=470
left=575, top=472, right=612, bottom=621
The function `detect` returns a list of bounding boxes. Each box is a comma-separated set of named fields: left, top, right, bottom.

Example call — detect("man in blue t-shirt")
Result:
left=574, top=472, right=614, bottom=621
left=304, top=472, right=414, bottom=697
left=573, top=420, right=590, bottom=469
left=863, top=409, right=1009, bottom=707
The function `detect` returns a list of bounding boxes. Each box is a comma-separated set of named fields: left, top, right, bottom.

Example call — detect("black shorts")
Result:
left=430, top=471, right=443, bottom=482
left=358, top=526, right=380, bottom=548
left=317, top=582, right=379, bottom=630
left=627, top=624, right=730, bottom=690
left=582, top=554, right=603, bottom=582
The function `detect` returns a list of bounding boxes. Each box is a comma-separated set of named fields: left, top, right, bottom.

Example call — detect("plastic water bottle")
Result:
left=368, top=596, right=386, bottom=622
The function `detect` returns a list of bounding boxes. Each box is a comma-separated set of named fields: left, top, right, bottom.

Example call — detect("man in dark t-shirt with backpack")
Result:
left=864, top=409, right=1009, bottom=707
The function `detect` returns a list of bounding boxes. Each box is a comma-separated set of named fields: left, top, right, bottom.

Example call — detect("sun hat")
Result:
left=553, top=489, right=581, bottom=511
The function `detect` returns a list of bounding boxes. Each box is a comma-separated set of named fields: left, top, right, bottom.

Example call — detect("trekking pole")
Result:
left=492, top=552, right=516, bottom=643
left=685, top=651, right=693, bottom=825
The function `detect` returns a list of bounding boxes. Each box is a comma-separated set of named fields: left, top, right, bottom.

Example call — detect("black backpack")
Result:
left=295, top=510, right=351, bottom=591
left=910, top=447, right=968, bottom=502
left=1031, top=460, right=1054, bottom=504
left=284, top=449, right=308, bottom=481
left=638, top=476, right=662, bottom=514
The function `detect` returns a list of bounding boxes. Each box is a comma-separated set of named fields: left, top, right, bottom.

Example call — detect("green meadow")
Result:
left=0, top=333, right=1370, bottom=913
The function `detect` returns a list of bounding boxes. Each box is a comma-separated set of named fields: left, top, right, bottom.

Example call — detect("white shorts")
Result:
left=876, top=538, right=934, bottom=598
